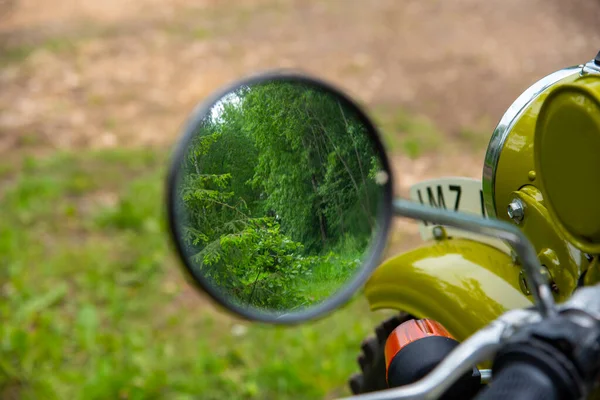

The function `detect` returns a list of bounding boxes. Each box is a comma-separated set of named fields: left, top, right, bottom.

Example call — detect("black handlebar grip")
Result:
left=475, top=362, right=560, bottom=400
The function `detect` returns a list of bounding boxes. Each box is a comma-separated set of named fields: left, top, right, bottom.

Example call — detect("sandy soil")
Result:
left=2, top=0, right=599, bottom=154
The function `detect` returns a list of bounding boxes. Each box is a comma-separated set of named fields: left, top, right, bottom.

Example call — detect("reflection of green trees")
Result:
left=175, top=81, right=383, bottom=312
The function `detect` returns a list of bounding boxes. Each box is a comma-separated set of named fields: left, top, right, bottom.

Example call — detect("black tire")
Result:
left=348, top=312, right=414, bottom=394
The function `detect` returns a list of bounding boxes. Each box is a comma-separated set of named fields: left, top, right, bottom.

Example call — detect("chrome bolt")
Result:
left=507, top=199, right=525, bottom=223
left=432, top=226, right=445, bottom=240
left=511, top=251, right=519, bottom=265
left=519, top=270, right=530, bottom=295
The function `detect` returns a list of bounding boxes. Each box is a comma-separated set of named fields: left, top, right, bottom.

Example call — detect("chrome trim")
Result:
left=482, top=66, right=581, bottom=218
left=393, top=199, right=556, bottom=318
left=581, top=59, right=600, bottom=76
left=479, top=369, right=492, bottom=384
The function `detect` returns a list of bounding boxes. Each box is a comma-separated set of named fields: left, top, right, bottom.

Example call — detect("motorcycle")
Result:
left=164, top=51, right=600, bottom=399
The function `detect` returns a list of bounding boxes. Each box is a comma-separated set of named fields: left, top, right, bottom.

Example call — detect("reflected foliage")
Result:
left=174, top=80, right=386, bottom=313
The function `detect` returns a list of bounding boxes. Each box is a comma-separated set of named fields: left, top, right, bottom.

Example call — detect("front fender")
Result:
left=365, top=239, right=532, bottom=341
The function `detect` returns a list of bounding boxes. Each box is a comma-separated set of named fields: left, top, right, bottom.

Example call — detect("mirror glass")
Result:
left=168, top=75, right=391, bottom=320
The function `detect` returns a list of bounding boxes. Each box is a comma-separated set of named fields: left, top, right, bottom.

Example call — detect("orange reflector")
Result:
left=384, top=319, right=453, bottom=379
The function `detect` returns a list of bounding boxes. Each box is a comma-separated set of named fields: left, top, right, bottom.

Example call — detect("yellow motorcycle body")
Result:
left=364, top=238, right=530, bottom=342
left=365, top=59, right=600, bottom=342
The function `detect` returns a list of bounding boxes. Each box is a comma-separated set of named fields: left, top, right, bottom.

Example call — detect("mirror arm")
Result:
left=392, top=199, right=557, bottom=318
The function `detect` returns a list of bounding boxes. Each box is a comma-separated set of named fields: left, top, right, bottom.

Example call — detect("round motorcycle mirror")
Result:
left=166, top=71, right=393, bottom=324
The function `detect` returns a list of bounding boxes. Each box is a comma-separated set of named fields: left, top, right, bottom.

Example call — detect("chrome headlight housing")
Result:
left=482, top=66, right=582, bottom=218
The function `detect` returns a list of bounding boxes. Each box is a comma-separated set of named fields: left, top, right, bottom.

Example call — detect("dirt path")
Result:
left=3, top=0, right=598, bottom=250
left=2, top=0, right=599, bottom=155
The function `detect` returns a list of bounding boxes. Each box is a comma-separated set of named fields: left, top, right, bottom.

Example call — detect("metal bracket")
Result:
left=392, top=199, right=556, bottom=319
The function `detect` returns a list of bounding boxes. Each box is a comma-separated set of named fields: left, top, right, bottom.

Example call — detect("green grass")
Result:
left=0, top=148, right=393, bottom=399
left=372, top=107, right=442, bottom=159
left=457, top=127, right=492, bottom=151
left=0, top=38, right=79, bottom=67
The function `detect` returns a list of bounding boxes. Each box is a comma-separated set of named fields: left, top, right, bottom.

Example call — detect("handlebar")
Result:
left=351, top=199, right=600, bottom=400
left=474, top=363, right=559, bottom=400
left=475, top=286, right=600, bottom=400
left=340, top=286, right=600, bottom=400
left=340, top=309, right=537, bottom=400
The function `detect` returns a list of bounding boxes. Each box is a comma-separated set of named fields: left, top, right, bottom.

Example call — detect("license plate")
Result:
left=409, top=177, right=511, bottom=253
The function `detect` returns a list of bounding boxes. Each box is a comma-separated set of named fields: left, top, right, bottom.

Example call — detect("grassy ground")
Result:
left=2, top=0, right=599, bottom=398
left=0, top=148, right=396, bottom=400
